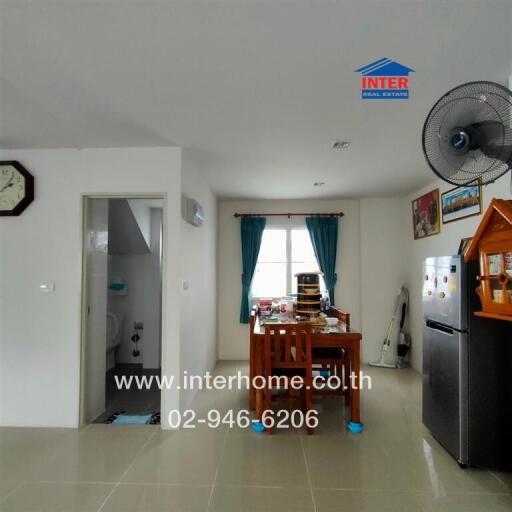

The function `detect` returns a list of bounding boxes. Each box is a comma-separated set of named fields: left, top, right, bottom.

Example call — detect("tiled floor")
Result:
left=0, top=362, right=511, bottom=511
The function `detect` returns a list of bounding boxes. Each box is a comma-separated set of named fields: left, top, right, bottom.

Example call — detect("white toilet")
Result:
left=106, top=311, right=124, bottom=371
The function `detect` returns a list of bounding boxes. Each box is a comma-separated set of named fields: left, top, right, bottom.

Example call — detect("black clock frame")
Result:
left=0, top=161, right=35, bottom=216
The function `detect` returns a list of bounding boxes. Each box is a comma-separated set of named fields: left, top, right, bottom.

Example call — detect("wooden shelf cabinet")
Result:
left=465, top=199, right=512, bottom=322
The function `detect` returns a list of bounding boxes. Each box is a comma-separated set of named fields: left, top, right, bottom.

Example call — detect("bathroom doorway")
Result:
left=80, top=196, right=164, bottom=425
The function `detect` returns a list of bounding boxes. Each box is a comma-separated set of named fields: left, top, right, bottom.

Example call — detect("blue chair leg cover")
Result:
left=347, top=421, right=364, bottom=433
left=251, top=420, right=265, bottom=433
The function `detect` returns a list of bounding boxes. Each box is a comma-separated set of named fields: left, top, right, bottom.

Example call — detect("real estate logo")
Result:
left=354, top=58, right=415, bottom=99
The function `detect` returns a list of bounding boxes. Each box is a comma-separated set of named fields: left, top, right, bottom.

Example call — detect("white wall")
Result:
left=0, top=147, right=181, bottom=428
left=405, top=173, right=512, bottom=371
left=360, top=198, right=409, bottom=364
left=217, top=198, right=361, bottom=360
left=180, top=152, right=218, bottom=408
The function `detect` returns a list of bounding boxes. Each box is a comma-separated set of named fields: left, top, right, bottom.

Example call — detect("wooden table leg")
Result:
left=249, top=333, right=255, bottom=410
left=348, top=339, right=362, bottom=432
left=343, top=348, right=351, bottom=406
left=254, top=339, right=263, bottom=420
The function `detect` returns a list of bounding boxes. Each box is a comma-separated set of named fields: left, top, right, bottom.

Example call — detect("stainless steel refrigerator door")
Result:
left=423, top=321, right=468, bottom=464
left=423, top=255, right=467, bottom=331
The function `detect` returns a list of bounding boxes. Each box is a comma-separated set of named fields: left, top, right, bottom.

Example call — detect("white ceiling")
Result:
left=0, top=0, right=511, bottom=199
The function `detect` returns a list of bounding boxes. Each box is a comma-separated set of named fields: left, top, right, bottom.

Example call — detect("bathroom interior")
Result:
left=84, top=197, right=163, bottom=425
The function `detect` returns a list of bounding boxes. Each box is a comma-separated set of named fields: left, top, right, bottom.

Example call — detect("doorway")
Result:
left=80, top=196, right=164, bottom=425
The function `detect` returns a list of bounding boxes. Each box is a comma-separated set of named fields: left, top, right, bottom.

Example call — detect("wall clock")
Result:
left=0, top=161, right=34, bottom=216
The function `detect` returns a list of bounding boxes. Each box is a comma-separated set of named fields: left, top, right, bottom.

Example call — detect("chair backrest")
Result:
left=264, top=323, right=313, bottom=371
left=329, top=307, right=350, bottom=331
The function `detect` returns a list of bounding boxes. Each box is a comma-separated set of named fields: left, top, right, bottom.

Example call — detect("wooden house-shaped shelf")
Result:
left=465, top=198, right=512, bottom=321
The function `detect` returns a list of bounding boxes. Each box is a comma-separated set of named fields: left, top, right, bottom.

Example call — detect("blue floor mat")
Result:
left=111, top=413, right=155, bottom=425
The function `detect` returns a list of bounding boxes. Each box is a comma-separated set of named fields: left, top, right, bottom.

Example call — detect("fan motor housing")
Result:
left=449, top=129, right=471, bottom=153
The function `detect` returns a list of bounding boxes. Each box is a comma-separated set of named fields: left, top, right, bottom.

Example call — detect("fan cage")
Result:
left=422, top=81, right=512, bottom=186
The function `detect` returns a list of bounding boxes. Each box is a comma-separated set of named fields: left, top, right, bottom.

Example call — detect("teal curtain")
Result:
left=239, top=216, right=266, bottom=323
left=306, top=216, right=338, bottom=305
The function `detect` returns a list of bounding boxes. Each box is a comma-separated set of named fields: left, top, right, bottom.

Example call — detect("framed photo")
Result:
left=458, top=237, right=472, bottom=256
left=441, top=180, right=482, bottom=224
left=412, top=189, right=440, bottom=240
left=505, top=252, right=512, bottom=276
left=488, top=253, right=502, bottom=275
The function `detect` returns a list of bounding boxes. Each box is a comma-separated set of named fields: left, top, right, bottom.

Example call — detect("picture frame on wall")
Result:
left=458, top=237, right=473, bottom=257
left=412, top=189, right=440, bottom=240
left=441, top=180, right=482, bottom=224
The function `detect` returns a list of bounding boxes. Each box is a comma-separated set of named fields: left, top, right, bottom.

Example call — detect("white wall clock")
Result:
left=0, top=161, right=34, bottom=216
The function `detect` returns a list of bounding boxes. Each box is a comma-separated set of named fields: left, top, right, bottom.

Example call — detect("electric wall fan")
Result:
left=422, top=81, right=512, bottom=186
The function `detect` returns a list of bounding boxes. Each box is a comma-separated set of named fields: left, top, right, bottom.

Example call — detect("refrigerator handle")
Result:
left=426, top=320, right=455, bottom=335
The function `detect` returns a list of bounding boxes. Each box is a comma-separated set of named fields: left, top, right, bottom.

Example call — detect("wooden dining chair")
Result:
left=312, top=308, right=351, bottom=404
left=263, top=323, right=315, bottom=434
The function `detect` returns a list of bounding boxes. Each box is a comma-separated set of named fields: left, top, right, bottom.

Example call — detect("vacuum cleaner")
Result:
left=370, top=285, right=411, bottom=369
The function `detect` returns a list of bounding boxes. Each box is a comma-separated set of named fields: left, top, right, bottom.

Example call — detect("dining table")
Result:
left=249, top=307, right=364, bottom=432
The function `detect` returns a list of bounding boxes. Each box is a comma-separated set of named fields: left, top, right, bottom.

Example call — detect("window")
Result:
left=251, top=229, right=287, bottom=298
left=251, top=227, right=325, bottom=298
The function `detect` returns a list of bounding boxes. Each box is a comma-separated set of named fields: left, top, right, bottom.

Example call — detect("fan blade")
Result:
left=470, top=121, right=512, bottom=162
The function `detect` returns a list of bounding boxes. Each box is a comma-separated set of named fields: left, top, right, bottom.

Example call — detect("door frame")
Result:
left=79, top=193, right=167, bottom=427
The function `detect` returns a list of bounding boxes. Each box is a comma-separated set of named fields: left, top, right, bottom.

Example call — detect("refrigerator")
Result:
left=422, top=255, right=512, bottom=470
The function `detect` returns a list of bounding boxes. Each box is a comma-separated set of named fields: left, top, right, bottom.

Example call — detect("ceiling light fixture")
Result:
left=333, top=141, right=351, bottom=149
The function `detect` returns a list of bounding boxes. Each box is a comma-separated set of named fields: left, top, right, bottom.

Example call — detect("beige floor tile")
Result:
left=81, top=424, right=157, bottom=439
left=0, top=428, right=77, bottom=481
left=228, top=423, right=304, bottom=437
left=0, top=482, right=20, bottom=502
left=32, top=429, right=152, bottom=483
left=0, top=482, right=114, bottom=512
left=417, top=492, right=512, bottom=512
left=83, top=424, right=160, bottom=435
left=411, top=438, right=510, bottom=494
left=1, top=364, right=510, bottom=512
left=122, top=429, right=223, bottom=485
left=209, top=486, right=315, bottom=512
left=101, top=483, right=211, bottom=512
left=313, top=489, right=424, bottom=512
left=216, top=435, right=309, bottom=488
left=491, top=471, right=512, bottom=493
left=303, top=433, right=509, bottom=494
left=304, top=435, right=421, bottom=491
left=190, top=389, right=239, bottom=421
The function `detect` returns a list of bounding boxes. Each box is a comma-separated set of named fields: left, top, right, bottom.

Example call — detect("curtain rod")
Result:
left=233, top=212, right=344, bottom=218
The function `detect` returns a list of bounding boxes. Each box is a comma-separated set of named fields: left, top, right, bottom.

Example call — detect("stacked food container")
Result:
left=296, top=272, right=322, bottom=318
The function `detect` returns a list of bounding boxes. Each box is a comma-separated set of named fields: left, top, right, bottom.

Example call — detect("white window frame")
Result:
left=252, top=225, right=321, bottom=299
